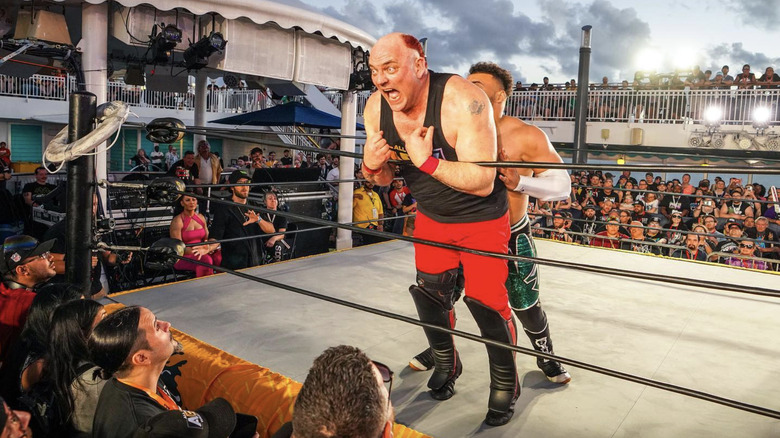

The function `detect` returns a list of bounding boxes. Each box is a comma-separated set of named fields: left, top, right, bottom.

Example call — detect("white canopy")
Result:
left=56, top=0, right=375, bottom=50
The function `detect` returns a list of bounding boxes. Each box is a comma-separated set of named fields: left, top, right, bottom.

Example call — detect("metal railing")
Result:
left=323, top=87, right=780, bottom=126
left=0, top=73, right=270, bottom=113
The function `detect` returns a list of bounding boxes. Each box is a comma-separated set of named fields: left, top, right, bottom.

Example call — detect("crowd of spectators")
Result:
left=0, top=229, right=389, bottom=438
left=529, top=170, right=780, bottom=270
left=507, top=64, right=780, bottom=121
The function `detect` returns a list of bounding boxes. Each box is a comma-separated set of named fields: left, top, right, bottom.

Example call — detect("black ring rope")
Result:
left=476, top=161, right=780, bottom=174
left=124, top=120, right=367, bottom=140
left=156, top=187, right=780, bottom=299
left=99, top=244, right=780, bottom=421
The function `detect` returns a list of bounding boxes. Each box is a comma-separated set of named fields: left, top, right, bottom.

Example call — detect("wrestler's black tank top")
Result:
left=379, top=71, right=507, bottom=223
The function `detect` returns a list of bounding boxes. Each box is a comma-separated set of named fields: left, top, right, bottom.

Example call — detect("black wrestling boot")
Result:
left=409, top=284, right=462, bottom=401
left=515, top=300, right=572, bottom=384
left=464, top=296, right=521, bottom=427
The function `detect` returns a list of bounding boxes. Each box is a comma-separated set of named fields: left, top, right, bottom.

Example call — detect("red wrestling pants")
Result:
left=413, top=212, right=511, bottom=319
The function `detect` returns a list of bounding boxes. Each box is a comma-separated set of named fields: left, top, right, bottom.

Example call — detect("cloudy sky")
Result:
left=275, top=0, right=780, bottom=85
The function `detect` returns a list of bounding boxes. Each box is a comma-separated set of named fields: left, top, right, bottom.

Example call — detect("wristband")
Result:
left=361, top=162, right=380, bottom=175
left=419, top=156, right=439, bottom=175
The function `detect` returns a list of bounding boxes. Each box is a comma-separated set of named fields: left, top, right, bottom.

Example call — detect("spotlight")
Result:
left=710, top=133, right=724, bottom=148
left=766, top=136, right=780, bottom=151
left=688, top=134, right=703, bottom=148
left=753, top=106, right=771, bottom=131
left=183, top=32, right=227, bottom=70
left=703, top=106, right=722, bottom=130
left=151, top=24, right=182, bottom=64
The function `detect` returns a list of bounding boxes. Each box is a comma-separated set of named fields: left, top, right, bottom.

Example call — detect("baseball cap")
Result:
left=726, top=218, right=743, bottom=229
left=133, top=398, right=236, bottom=438
left=228, top=170, right=251, bottom=184
left=633, top=200, right=645, bottom=207
left=584, top=204, right=597, bottom=211
left=2, top=235, right=55, bottom=274
left=604, top=172, right=614, bottom=179
left=671, top=210, right=683, bottom=217
left=606, top=217, right=620, bottom=223
left=716, top=71, right=723, bottom=77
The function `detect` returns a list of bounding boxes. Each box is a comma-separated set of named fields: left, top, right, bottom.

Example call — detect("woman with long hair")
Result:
left=170, top=192, right=221, bottom=277
left=44, top=299, right=107, bottom=437
left=0, top=283, right=82, bottom=404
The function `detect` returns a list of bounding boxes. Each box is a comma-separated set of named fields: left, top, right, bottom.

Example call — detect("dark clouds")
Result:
left=734, top=0, right=779, bottom=31
left=707, top=43, right=780, bottom=72
left=291, top=0, right=652, bottom=82
left=277, top=0, right=774, bottom=83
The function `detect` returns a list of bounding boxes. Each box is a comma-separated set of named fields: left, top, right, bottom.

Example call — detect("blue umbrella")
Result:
left=211, top=102, right=364, bottom=130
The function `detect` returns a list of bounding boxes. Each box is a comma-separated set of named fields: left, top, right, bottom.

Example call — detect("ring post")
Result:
left=572, top=25, right=592, bottom=165
left=66, top=91, right=97, bottom=293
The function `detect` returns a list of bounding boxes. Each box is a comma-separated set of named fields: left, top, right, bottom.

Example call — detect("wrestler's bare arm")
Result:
left=361, top=93, right=395, bottom=186
left=416, top=77, right=497, bottom=197
left=497, top=120, right=564, bottom=189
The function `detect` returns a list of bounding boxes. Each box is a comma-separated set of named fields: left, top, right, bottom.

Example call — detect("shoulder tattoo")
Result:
left=468, top=99, right=484, bottom=115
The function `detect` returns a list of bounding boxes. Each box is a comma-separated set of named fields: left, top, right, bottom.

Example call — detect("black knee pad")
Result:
left=413, top=268, right=459, bottom=310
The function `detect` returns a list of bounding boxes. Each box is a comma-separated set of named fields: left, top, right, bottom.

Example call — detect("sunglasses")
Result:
left=372, top=361, right=394, bottom=397
left=739, top=244, right=754, bottom=249
left=20, top=251, right=51, bottom=265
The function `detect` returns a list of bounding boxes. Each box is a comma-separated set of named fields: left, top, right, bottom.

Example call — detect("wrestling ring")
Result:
left=46, top=109, right=780, bottom=437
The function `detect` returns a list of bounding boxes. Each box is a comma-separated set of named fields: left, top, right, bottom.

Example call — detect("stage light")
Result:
left=753, top=106, right=771, bottom=132
left=183, top=32, right=227, bottom=70
left=688, top=134, right=703, bottom=148
left=703, top=106, right=721, bottom=129
left=710, top=133, right=724, bottom=148
left=616, top=155, right=625, bottom=165
left=151, top=24, right=182, bottom=64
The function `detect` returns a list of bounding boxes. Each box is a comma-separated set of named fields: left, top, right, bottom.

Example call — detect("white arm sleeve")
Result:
left=512, top=168, right=571, bottom=201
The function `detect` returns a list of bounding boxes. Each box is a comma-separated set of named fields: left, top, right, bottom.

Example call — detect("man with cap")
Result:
left=711, top=219, right=745, bottom=262
left=209, top=170, right=275, bottom=270
left=133, top=398, right=240, bottom=438
left=90, top=306, right=184, bottom=438
left=720, top=187, right=754, bottom=220
left=548, top=211, right=573, bottom=243
left=0, top=235, right=55, bottom=364
left=1, top=395, right=32, bottom=438
left=631, top=200, right=650, bottom=226
left=590, top=217, right=629, bottom=249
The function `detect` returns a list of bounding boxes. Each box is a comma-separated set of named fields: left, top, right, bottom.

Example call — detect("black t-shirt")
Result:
left=92, top=378, right=170, bottom=438
left=714, top=239, right=739, bottom=255
left=280, top=157, right=293, bottom=166
left=22, top=182, right=56, bottom=204
left=261, top=211, right=288, bottom=247
left=660, top=195, right=691, bottom=215
left=166, top=160, right=199, bottom=182
left=595, top=190, right=619, bottom=205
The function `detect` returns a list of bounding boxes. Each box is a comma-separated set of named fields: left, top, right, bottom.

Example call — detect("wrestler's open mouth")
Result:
left=384, top=89, right=400, bottom=101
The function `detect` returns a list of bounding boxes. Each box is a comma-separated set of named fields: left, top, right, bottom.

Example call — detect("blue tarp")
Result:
left=211, top=102, right=363, bottom=130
